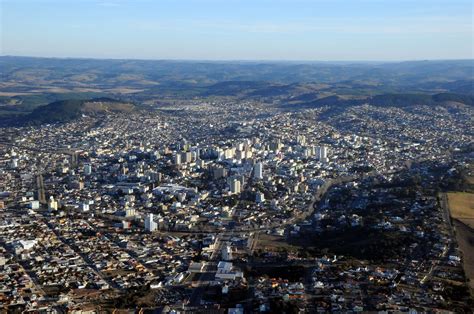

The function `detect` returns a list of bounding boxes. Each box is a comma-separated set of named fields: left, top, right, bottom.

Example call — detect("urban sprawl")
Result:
left=0, top=101, right=472, bottom=312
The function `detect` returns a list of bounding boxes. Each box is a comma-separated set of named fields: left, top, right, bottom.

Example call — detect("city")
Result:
left=1, top=98, right=472, bottom=312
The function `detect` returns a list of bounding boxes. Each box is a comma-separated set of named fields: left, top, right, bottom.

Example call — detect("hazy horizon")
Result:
left=1, top=55, right=473, bottom=63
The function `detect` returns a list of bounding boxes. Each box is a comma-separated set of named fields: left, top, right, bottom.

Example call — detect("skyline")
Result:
left=1, top=0, right=474, bottom=61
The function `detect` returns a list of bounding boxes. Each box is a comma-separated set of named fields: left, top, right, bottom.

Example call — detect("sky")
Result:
left=1, top=0, right=473, bottom=61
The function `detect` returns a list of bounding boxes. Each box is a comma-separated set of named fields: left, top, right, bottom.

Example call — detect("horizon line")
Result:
left=2, top=54, right=473, bottom=64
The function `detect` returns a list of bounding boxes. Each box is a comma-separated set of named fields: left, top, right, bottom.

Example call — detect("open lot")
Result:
left=453, top=220, right=474, bottom=294
left=447, top=192, right=474, bottom=296
left=447, top=192, right=474, bottom=228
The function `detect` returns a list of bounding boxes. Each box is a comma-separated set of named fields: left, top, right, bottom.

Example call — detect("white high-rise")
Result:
left=48, top=196, right=58, bottom=211
left=145, top=213, right=157, bottom=232
left=230, top=179, right=241, bottom=194
left=254, top=162, right=263, bottom=180
left=174, top=153, right=182, bottom=165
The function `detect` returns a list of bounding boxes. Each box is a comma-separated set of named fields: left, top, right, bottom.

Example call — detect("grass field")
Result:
left=256, top=234, right=302, bottom=252
left=453, top=220, right=474, bottom=294
left=448, top=191, right=474, bottom=296
left=447, top=192, right=474, bottom=220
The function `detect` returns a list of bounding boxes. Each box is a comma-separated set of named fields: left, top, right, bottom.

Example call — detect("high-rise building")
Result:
left=174, top=153, right=182, bottom=165
left=30, top=200, right=40, bottom=210
left=81, top=203, right=90, bottom=212
left=230, top=179, right=241, bottom=194
left=256, top=192, right=265, bottom=203
left=211, top=166, right=227, bottom=179
left=126, top=208, right=136, bottom=217
left=145, top=213, right=157, bottom=232
left=84, top=164, right=92, bottom=175
left=48, top=196, right=58, bottom=211
left=296, top=135, right=306, bottom=145
left=254, top=162, right=263, bottom=180
left=222, top=246, right=233, bottom=261
left=317, top=146, right=328, bottom=160
left=182, top=152, right=192, bottom=163
left=10, top=159, right=18, bottom=169
left=224, top=148, right=235, bottom=159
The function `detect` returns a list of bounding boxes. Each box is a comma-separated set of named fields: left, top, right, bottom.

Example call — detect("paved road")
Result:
left=420, top=193, right=455, bottom=284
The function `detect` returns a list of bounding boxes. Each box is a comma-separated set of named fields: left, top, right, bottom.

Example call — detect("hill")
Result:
left=21, top=98, right=136, bottom=124
left=287, top=93, right=474, bottom=110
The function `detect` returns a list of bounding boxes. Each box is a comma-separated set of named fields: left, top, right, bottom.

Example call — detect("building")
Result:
left=30, top=200, right=40, bottom=210
left=211, top=166, right=227, bottom=179
left=10, top=159, right=18, bottom=169
left=269, top=139, right=283, bottom=152
left=230, top=179, right=241, bottom=194
left=48, top=196, right=58, bottom=211
left=182, top=151, right=192, bottom=163
left=215, top=261, right=243, bottom=281
left=174, top=153, right=181, bottom=165
left=81, top=203, right=90, bottom=212
left=256, top=192, right=265, bottom=203
left=254, top=162, right=263, bottom=180
left=145, top=213, right=157, bottom=232
left=84, top=164, right=92, bottom=175
left=317, top=146, right=328, bottom=161
left=296, top=135, right=306, bottom=145
left=222, top=245, right=233, bottom=261
left=125, top=208, right=136, bottom=217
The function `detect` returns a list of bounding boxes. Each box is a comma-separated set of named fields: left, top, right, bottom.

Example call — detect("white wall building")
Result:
left=230, top=179, right=241, bottom=194
left=145, top=213, right=157, bottom=232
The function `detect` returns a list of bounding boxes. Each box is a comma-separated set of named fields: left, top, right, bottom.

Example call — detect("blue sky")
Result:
left=1, top=0, right=473, bottom=60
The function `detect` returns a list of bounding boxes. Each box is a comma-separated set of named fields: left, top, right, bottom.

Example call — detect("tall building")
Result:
left=48, top=196, right=58, bottom=211
left=253, top=162, right=263, bottom=180
left=296, top=135, right=306, bottom=145
left=230, top=179, right=241, bottom=194
left=30, top=200, right=40, bottom=210
left=145, top=213, right=157, bottom=232
left=211, top=166, right=227, bottom=179
left=81, top=203, right=90, bottom=212
left=182, top=151, right=192, bottom=163
left=256, top=192, right=265, bottom=203
left=84, top=164, right=92, bottom=175
left=222, top=246, right=233, bottom=261
left=224, top=148, right=235, bottom=159
left=126, top=208, right=136, bottom=217
left=317, top=146, right=328, bottom=160
left=10, top=159, right=18, bottom=169
left=174, top=153, right=182, bottom=165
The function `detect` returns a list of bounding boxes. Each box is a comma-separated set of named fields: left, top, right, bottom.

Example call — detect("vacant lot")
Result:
left=257, top=234, right=302, bottom=252
left=448, top=192, right=474, bottom=224
left=448, top=192, right=474, bottom=296
left=453, top=220, right=474, bottom=295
